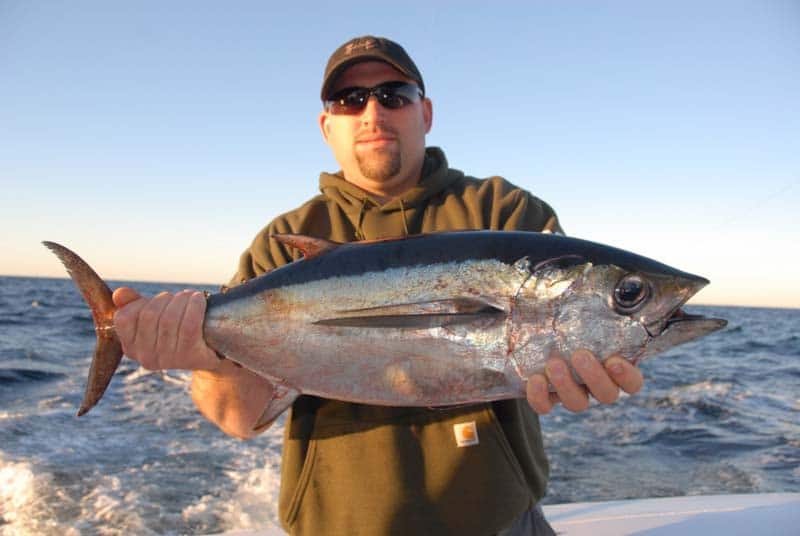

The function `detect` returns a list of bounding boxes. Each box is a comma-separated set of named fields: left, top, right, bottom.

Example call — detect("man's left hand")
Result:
left=525, top=350, right=643, bottom=414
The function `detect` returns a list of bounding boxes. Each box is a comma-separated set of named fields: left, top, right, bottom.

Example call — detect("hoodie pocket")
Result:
left=282, top=404, right=533, bottom=536
left=282, top=438, right=318, bottom=528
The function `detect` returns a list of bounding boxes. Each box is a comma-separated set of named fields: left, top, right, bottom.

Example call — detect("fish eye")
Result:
left=614, top=274, right=650, bottom=312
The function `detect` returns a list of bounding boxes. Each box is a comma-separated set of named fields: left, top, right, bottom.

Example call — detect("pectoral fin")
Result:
left=313, top=297, right=506, bottom=328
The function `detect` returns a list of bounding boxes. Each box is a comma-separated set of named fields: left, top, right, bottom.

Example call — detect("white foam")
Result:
left=218, top=460, right=282, bottom=530
left=122, top=366, right=160, bottom=383
left=0, top=455, right=80, bottom=536
left=75, top=475, right=150, bottom=534
left=0, top=456, right=37, bottom=524
left=182, top=426, right=285, bottom=533
left=666, top=380, right=735, bottom=407
left=183, top=461, right=283, bottom=532
left=682, top=380, right=733, bottom=396
left=0, top=452, right=162, bottom=535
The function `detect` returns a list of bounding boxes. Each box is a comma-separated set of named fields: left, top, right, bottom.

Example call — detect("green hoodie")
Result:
left=232, top=147, right=562, bottom=536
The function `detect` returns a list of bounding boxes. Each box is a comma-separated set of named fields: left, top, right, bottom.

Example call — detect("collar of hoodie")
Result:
left=318, top=147, right=461, bottom=240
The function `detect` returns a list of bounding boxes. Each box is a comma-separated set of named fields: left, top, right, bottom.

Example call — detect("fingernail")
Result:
left=573, top=351, right=592, bottom=369
left=546, top=361, right=565, bottom=380
left=608, top=360, right=625, bottom=376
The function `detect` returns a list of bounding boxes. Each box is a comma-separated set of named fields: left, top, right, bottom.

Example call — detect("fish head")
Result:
left=517, top=256, right=727, bottom=367
left=593, top=264, right=727, bottom=359
left=587, top=260, right=725, bottom=362
left=619, top=267, right=728, bottom=359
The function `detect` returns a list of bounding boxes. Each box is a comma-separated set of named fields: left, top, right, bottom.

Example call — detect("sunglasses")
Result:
left=324, top=81, right=423, bottom=115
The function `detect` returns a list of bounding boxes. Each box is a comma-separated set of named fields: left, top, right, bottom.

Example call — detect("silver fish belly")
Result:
left=205, top=257, right=528, bottom=406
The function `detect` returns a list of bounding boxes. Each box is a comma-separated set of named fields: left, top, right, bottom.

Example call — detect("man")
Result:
left=112, top=36, right=643, bottom=535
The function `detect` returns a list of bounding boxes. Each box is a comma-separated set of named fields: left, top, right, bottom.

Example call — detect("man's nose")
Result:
left=360, top=96, right=385, bottom=125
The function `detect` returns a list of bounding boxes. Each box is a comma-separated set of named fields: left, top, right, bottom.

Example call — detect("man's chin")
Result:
left=356, top=154, right=401, bottom=182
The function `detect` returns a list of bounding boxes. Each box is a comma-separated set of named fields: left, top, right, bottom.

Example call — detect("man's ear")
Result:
left=319, top=110, right=331, bottom=143
left=422, top=98, right=433, bottom=134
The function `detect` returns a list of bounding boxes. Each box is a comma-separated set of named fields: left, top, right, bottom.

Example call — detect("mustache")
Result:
left=355, top=126, right=399, bottom=142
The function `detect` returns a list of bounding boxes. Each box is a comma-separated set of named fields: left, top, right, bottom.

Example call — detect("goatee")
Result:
left=355, top=149, right=401, bottom=181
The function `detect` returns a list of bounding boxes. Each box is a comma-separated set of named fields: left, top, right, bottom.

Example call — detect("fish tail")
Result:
left=42, top=241, right=123, bottom=416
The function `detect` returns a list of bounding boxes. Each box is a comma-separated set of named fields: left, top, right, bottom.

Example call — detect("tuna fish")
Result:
left=44, top=231, right=726, bottom=424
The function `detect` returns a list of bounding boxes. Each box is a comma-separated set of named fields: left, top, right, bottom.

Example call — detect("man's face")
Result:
left=319, top=61, right=432, bottom=197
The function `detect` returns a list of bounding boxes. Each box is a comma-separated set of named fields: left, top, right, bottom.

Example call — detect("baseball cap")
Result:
left=321, top=36, right=425, bottom=100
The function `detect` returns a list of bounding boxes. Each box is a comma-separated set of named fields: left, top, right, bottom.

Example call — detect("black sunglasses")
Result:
left=324, top=81, right=423, bottom=115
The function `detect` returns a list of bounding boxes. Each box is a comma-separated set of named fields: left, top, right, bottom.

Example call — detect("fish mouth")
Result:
left=645, top=307, right=728, bottom=354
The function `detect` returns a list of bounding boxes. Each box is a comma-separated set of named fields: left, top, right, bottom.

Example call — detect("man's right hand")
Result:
left=113, top=287, right=277, bottom=438
left=112, top=287, right=222, bottom=371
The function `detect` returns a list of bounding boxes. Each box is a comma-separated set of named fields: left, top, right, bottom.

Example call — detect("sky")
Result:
left=1, top=1, right=798, bottom=308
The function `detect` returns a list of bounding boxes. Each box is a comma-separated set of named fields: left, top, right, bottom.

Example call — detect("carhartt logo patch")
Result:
left=453, top=421, right=479, bottom=447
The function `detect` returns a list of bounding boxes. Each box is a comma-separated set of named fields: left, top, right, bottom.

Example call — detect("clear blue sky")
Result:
left=2, top=1, right=798, bottom=307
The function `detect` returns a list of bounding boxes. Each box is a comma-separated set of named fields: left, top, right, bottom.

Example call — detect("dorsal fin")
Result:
left=271, top=234, right=342, bottom=260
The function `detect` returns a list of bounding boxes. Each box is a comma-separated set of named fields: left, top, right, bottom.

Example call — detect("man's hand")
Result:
left=113, top=287, right=276, bottom=438
left=112, top=287, right=221, bottom=371
left=526, top=350, right=644, bottom=414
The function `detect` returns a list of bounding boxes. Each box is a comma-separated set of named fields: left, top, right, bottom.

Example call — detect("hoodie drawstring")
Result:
left=354, top=197, right=368, bottom=241
left=353, top=196, right=411, bottom=240
left=399, top=198, right=410, bottom=237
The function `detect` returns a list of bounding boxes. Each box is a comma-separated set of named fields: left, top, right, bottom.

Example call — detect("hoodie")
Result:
left=232, top=147, right=562, bottom=536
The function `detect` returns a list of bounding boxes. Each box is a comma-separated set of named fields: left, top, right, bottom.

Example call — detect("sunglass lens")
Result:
left=326, top=83, right=421, bottom=114
left=376, top=89, right=407, bottom=109
left=327, top=89, right=366, bottom=114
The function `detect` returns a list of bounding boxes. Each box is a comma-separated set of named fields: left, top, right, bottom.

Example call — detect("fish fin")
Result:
left=42, top=242, right=123, bottom=416
left=271, top=234, right=341, bottom=260
left=314, top=297, right=506, bottom=328
left=339, top=297, right=505, bottom=316
left=314, top=313, right=505, bottom=328
left=252, top=383, right=300, bottom=432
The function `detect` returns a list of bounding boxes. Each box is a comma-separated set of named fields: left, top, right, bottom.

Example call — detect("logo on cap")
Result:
left=344, top=37, right=380, bottom=56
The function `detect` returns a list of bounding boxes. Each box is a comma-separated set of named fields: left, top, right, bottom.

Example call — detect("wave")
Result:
left=0, top=317, right=29, bottom=327
left=0, top=453, right=153, bottom=536
left=0, top=455, right=78, bottom=536
left=186, top=451, right=283, bottom=533
left=0, top=430, right=286, bottom=535
left=0, top=368, right=65, bottom=384
left=0, top=359, right=71, bottom=385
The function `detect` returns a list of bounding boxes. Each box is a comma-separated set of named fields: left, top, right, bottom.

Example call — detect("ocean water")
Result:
left=0, top=275, right=798, bottom=535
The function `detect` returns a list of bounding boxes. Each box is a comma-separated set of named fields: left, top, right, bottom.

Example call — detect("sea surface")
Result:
left=0, top=275, right=798, bottom=535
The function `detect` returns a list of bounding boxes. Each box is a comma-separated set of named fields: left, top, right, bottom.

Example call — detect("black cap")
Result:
left=321, top=36, right=425, bottom=100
